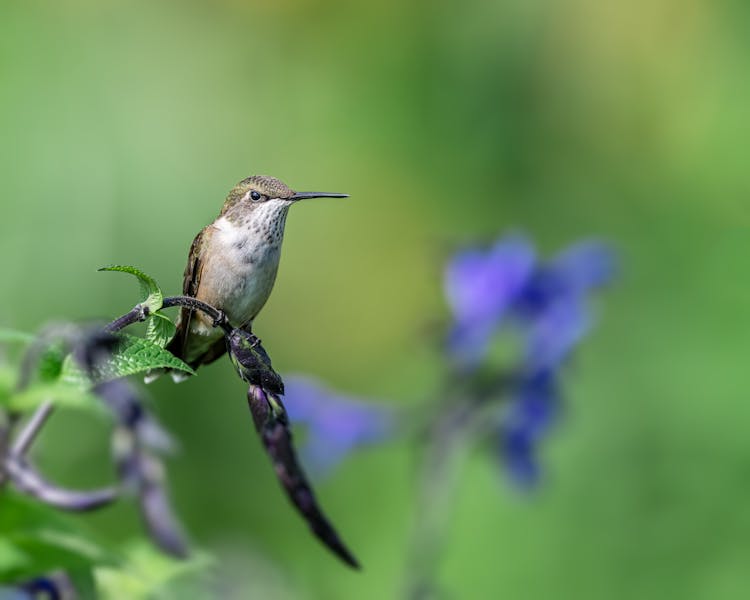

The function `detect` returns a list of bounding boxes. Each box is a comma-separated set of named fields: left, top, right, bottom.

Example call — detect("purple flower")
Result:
left=521, top=292, right=591, bottom=372
left=552, top=240, right=617, bottom=291
left=514, top=240, right=615, bottom=371
left=500, top=370, right=559, bottom=486
left=444, top=234, right=615, bottom=485
left=283, top=377, right=393, bottom=476
left=444, top=234, right=615, bottom=370
left=444, top=235, right=536, bottom=365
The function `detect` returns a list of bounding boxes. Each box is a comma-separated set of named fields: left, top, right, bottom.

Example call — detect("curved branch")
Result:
left=104, top=296, right=232, bottom=335
left=11, top=401, right=54, bottom=457
left=6, top=458, right=119, bottom=511
left=162, top=296, right=233, bottom=334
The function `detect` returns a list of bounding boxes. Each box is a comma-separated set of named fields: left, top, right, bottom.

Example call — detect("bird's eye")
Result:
left=250, top=191, right=261, bottom=201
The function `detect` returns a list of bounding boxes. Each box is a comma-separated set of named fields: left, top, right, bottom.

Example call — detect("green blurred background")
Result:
left=1, top=0, right=749, bottom=597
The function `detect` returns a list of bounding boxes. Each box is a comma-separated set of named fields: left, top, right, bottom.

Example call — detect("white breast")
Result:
left=202, top=204, right=289, bottom=327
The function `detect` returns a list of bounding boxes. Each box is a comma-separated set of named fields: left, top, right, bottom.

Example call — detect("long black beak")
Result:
left=290, top=192, right=349, bottom=201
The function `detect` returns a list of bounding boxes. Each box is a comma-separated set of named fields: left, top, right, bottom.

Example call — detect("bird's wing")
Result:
left=195, top=336, right=228, bottom=366
left=167, top=227, right=206, bottom=362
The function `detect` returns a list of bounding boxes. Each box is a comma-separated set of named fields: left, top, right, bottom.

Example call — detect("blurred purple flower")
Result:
left=444, top=234, right=615, bottom=485
left=521, top=293, right=590, bottom=372
left=284, top=377, right=394, bottom=476
left=444, top=235, right=536, bottom=365
left=500, top=370, right=559, bottom=486
left=514, top=240, right=616, bottom=371
left=553, top=240, right=617, bottom=291
left=445, top=235, right=615, bottom=370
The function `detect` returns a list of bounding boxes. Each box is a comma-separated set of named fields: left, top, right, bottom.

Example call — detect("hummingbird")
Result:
left=165, top=175, right=348, bottom=377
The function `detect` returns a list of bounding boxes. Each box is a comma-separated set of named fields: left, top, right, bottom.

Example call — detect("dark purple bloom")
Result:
left=283, top=377, right=393, bottom=476
left=502, top=428, right=539, bottom=487
left=500, top=370, right=559, bottom=486
left=16, top=573, right=75, bottom=600
left=246, top=384, right=361, bottom=568
left=444, top=235, right=536, bottom=365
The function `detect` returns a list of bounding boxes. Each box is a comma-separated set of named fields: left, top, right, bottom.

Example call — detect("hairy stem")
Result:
left=105, top=296, right=233, bottom=335
left=104, top=304, right=150, bottom=333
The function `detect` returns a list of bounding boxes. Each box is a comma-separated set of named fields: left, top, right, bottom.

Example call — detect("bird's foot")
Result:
left=212, top=310, right=228, bottom=328
left=241, top=325, right=261, bottom=347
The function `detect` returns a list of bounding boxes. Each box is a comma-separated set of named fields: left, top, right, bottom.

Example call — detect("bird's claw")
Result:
left=212, top=310, right=227, bottom=328
left=242, top=326, right=261, bottom=347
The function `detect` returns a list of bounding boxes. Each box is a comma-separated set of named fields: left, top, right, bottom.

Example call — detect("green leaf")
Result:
left=4, top=533, right=106, bottom=584
left=7, top=381, right=107, bottom=416
left=60, top=334, right=194, bottom=386
left=95, top=542, right=211, bottom=600
left=0, top=328, right=34, bottom=345
left=0, top=366, right=16, bottom=407
left=0, top=493, right=117, bottom=581
left=0, top=538, right=30, bottom=575
left=36, top=341, right=67, bottom=382
left=146, top=312, right=176, bottom=349
left=67, top=568, right=99, bottom=600
left=98, top=265, right=163, bottom=313
left=12, top=530, right=111, bottom=567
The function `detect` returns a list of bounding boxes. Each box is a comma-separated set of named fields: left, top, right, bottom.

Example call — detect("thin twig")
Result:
left=162, top=296, right=233, bottom=334
left=103, top=304, right=150, bottom=333
left=11, top=400, right=55, bottom=457
left=6, top=459, right=119, bottom=511
left=104, top=296, right=233, bottom=335
left=0, top=412, right=11, bottom=488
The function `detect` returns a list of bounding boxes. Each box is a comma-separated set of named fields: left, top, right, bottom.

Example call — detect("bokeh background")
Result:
left=1, top=0, right=749, bottom=598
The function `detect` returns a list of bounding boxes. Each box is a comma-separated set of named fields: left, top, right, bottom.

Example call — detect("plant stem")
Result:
left=11, top=400, right=54, bottom=457
left=105, top=296, right=232, bottom=335
left=162, top=296, right=233, bottom=334
left=5, top=459, right=119, bottom=511
left=104, top=305, right=150, bottom=333
left=404, top=397, right=495, bottom=599
left=0, top=410, right=11, bottom=488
